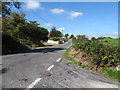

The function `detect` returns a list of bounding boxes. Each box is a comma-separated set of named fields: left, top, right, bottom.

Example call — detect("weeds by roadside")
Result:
left=103, top=68, right=120, bottom=82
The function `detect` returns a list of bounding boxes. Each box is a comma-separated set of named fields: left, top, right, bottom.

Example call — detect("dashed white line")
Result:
left=47, top=65, right=54, bottom=71
left=56, top=58, right=62, bottom=63
left=27, top=58, right=61, bottom=89
left=27, top=78, right=42, bottom=88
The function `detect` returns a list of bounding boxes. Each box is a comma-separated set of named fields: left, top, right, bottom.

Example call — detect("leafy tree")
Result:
left=76, top=35, right=87, bottom=39
left=2, top=12, right=26, bottom=39
left=65, top=33, right=69, bottom=39
left=2, top=11, right=49, bottom=49
left=38, top=27, right=48, bottom=41
left=91, top=37, right=96, bottom=40
left=2, top=2, right=21, bottom=17
left=2, top=2, right=50, bottom=54
left=21, top=21, right=48, bottom=43
left=50, top=27, right=62, bottom=37
left=69, top=34, right=75, bottom=39
left=97, top=37, right=104, bottom=40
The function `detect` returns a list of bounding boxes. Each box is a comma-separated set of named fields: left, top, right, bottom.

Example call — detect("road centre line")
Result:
left=56, top=58, right=62, bottom=63
left=27, top=58, right=62, bottom=89
left=27, top=78, right=42, bottom=88
left=47, top=65, right=54, bottom=71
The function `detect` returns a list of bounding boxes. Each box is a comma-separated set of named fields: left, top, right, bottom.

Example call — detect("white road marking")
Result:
left=47, top=65, right=54, bottom=71
left=56, top=58, right=62, bottom=63
left=27, top=78, right=42, bottom=88
left=27, top=58, right=61, bottom=88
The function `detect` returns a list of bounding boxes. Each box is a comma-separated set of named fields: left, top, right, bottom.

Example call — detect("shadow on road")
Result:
left=2, top=47, right=66, bottom=55
left=29, top=47, right=65, bottom=53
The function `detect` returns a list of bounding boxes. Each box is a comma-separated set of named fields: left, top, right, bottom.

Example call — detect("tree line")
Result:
left=2, top=2, right=63, bottom=54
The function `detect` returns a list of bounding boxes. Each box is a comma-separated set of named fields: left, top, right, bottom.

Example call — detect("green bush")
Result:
left=72, top=38, right=119, bottom=68
left=2, top=33, right=30, bottom=55
left=49, top=37, right=60, bottom=41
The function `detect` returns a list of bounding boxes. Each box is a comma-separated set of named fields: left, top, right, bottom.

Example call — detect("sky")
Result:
left=12, top=1, right=118, bottom=38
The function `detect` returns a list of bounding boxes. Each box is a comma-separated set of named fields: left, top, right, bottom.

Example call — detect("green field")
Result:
left=100, top=38, right=119, bottom=47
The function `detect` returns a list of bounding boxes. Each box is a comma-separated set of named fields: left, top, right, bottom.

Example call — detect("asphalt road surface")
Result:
left=2, top=40, right=119, bottom=89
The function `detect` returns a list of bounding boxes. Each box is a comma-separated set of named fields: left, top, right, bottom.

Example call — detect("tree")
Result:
left=38, top=27, right=48, bottom=41
left=2, top=2, right=21, bottom=17
left=2, top=12, right=26, bottom=39
left=2, top=2, right=50, bottom=54
left=50, top=27, right=62, bottom=37
left=69, top=34, right=74, bottom=39
left=65, top=33, right=69, bottom=39
left=76, top=35, right=87, bottom=39
left=3, top=11, right=49, bottom=47
left=91, top=37, right=96, bottom=40
left=97, top=37, right=104, bottom=40
left=22, top=21, right=48, bottom=42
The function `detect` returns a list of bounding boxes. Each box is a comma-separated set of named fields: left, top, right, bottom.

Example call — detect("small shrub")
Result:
left=49, top=37, right=60, bottom=41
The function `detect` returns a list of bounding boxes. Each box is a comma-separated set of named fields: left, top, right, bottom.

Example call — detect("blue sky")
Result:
left=13, top=1, right=118, bottom=38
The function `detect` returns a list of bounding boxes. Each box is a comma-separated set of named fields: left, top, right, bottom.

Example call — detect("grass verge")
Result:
left=64, top=46, right=88, bottom=69
left=103, top=68, right=120, bottom=82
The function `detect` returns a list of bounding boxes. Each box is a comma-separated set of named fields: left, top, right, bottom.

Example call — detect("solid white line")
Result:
left=27, top=78, right=42, bottom=88
left=56, top=58, right=62, bottom=63
left=47, top=65, right=54, bottom=71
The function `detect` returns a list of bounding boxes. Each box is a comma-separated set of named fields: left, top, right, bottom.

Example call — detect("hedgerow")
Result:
left=72, top=38, right=119, bottom=68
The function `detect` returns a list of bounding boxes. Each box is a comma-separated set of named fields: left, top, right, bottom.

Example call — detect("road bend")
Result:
left=2, top=40, right=118, bottom=88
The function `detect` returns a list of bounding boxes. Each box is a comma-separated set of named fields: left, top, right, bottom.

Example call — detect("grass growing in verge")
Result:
left=64, top=46, right=88, bottom=69
left=64, top=46, right=72, bottom=59
left=64, top=46, right=78, bottom=65
left=103, top=68, right=120, bottom=82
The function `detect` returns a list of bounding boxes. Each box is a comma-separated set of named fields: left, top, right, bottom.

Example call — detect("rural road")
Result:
left=1, top=40, right=119, bottom=89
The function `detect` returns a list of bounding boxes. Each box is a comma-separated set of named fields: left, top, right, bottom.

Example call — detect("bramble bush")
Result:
left=72, top=38, right=119, bottom=68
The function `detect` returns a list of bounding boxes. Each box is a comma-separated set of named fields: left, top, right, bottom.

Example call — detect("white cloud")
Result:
left=87, top=32, right=119, bottom=39
left=44, top=23, right=53, bottom=27
left=69, top=11, right=83, bottom=18
left=105, top=32, right=118, bottom=36
left=57, top=27, right=65, bottom=31
left=102, top=32, right=119, bottom=38
left=51, top=8, right=65, bottom=14
left=25, top=0, right=44, bottom=9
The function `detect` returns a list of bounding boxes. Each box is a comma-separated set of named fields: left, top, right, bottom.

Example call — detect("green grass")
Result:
left=100, top=38, right=119, bottom=47
left=67, top=58, right=88, bottom=69
left=64, top=46, right=72, bottom=59
left=69, top=58, right=80, bottom=65
left=103, top=68, right=120, bottom=82
left=64, top=46, right=79, bottom=65
left=64, top=47, right=88, bottom=69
